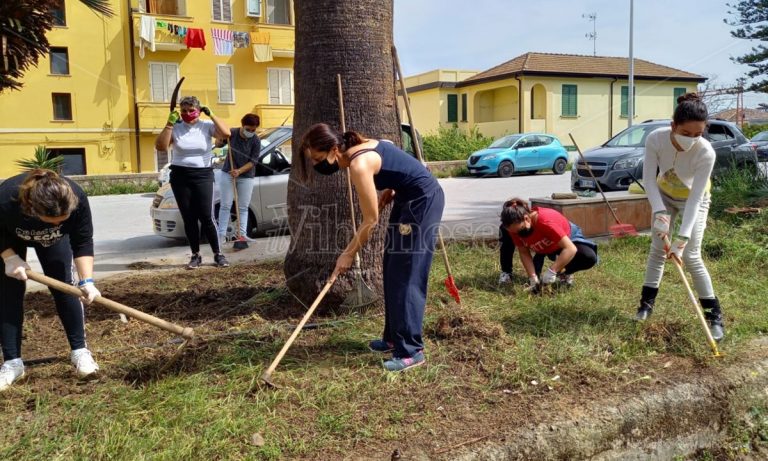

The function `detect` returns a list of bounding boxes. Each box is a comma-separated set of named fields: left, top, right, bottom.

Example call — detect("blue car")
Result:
left=466, top=133, right=569, bottom=177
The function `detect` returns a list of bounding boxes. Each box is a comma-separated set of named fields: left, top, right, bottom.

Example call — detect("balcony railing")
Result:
left=132, top=13, right=193, bottom=52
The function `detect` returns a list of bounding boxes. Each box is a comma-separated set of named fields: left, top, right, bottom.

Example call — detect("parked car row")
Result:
left=466, top=133, right=570, bottom=177
left=750, top=130, right=768, bottom=162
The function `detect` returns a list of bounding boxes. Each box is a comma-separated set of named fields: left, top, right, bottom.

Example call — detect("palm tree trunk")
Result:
left=286, top=0, right=399, bottom=309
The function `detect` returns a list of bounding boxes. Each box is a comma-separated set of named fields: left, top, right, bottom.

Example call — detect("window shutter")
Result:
left=150, top=63, right=165, bottom=102
left=561, top=84, right=577, bottom=117
left=280, top=69, right=292, bottom=104
left=268, top=69, right=280, bottom=104
left=223, top=0, right=232, bottom=22
left=165, top=64, right=178, bottom=102
left=461, top=93, right=467, bottom=122
left=621, top=86, right=629, bottom=117
left=212, top=0, right=222, bottom=21
left=447, top=94, right=458, bottom=123
left=247, top=0, right=261, bottom=16
left=218, top=65, right=234, bottom=103
left=674, top=87, right=686, bottom=106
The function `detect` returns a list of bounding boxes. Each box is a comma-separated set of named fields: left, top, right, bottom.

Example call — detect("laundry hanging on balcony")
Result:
left=233, top=32, right=250, bottom=49
left=138, top=15, right=156, bottom=59
left=250, top=31, right=272, bottom=62
left=185, top=28, right=206, bottom=50
left=211, top=28, right=234, bottom=56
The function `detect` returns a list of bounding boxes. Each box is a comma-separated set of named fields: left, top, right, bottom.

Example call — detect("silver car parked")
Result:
left=150, top=126, right=293, bottom=241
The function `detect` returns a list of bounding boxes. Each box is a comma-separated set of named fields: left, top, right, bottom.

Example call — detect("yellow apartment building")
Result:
left=0, top=0, right=295, bottom=177
left=401, top=52, right=706, bottom=150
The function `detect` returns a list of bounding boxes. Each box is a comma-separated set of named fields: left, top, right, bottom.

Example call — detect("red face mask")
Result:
left=181, top=110, right=200, bottom=123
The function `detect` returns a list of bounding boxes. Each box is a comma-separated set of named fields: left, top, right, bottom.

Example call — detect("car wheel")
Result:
left=498, top=161, right=515, bottom=178
left=553, top=158, right=568, bottom=175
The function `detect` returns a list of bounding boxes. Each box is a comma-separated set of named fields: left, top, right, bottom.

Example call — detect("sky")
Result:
left=393, top=0, right=767, bottom=109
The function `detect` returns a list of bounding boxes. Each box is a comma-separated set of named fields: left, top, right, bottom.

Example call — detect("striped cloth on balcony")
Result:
left=211, top=28, right=234, bottom=56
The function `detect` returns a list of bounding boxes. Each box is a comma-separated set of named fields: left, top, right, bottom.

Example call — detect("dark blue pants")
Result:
left=0, top=237, right=86, bottom=360
left=382, top=188, right=445, bottom=358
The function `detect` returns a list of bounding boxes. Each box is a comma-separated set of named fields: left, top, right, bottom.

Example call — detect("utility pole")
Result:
left=628, top=0, right=634, bottom=128
left=583, top=12, right=597, bottom=56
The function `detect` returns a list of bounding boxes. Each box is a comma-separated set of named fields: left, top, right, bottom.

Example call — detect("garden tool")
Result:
left=336, top=74, right=378, bottom=310
left=228, top=148, right=249, bottom=251
left=569, top=133, right=638, bottom=237
left=661, top=236, right=722, bottom=357
left=393, top=47, right=461, bottom=303
left=260, top=273, right=339, bottom=388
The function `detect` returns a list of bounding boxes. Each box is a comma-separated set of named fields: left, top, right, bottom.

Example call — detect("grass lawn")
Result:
left=1, top=210, right=767, bottom=460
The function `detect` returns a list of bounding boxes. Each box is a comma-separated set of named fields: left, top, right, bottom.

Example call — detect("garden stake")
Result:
left=393, top=46, right=460, bottom=303
left=662, top=236, right=722, bottom=357
left=569, top=133, right=638, bottom=237
left=229, top=148, right=249, bottom=251
left=336, top=74, right=378, bottom=310
left=260, top=274, right=338, bottom=388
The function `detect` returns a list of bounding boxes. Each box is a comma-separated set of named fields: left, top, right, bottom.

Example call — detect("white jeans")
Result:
left=643, top=196, right=715, bottom=299
left=217, top=174, right=255, bottom=243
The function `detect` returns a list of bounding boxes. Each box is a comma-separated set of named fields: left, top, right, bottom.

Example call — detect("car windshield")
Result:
left=258, top=127, right=292, bottom=149
left=752, top=131, right=768, bottom=142
left=489, top=135, right=522, bottom=149
left=605, top=124, right=665, bottom=147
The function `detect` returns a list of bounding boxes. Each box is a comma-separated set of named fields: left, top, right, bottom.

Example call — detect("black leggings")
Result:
left=0, top=238, right=86, bottom=360
left=533, top=243, right=598, bottom=276
left=169, top=165, right=220, bottom=254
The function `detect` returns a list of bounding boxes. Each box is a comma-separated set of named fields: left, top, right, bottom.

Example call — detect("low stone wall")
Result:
left=426, top=160, right=466, bottom=175
left=65, top=173, right=160, bottom=190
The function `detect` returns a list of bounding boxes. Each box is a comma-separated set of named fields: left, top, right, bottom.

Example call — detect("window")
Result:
left=51, top=0, right=66, bottom=26
left=446, top=94, right=458, bottom=123
left=149, top=62, right=179, bottom=102
left=674, top=87, right=687, bottom=106
left=268, top=68, right=293, bottom=105
left=246, top=0, right=261, bottom=17
left=140, top=0, right=186, bottom=15
left=49, top=47, right=69, bottom=75
left=537, top=135, right=554, bottom=146
left=48, top=148, right=86, bottom=175
left=561, top=84, right=577, bottom=117
left=52, top=93, right=72, bottom=120
left=212, top=0, right=232, bottom=22
left=706, top=124, right=735, bottom=142
left=461, top=93, right=467, bottom=122
left=267, top=0, right=291, bottom=25
left=217, top=65, right=235, bottom=103
left=621, top=86, right=636, bottom=118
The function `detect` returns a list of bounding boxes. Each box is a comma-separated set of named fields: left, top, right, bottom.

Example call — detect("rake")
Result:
left=569, top=133, right=637, bottom=237
left=228, top=149, right=249, bottom=251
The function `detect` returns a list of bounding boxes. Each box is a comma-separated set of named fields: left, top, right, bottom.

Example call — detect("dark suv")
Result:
left=571, top=119, right=759, bottom=191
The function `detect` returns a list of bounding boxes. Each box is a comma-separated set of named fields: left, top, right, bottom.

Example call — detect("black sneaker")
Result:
left=186, top=253, right=202, bottom=270
left=635, top=303, right=653, bottom=321
left=214, top=253, right=230, bottom=268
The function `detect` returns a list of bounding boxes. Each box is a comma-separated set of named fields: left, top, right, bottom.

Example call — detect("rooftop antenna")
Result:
left=583, top=12, right=597, bottom=56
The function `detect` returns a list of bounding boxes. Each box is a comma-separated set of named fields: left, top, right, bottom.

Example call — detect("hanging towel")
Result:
left=185, top=28, right=207, bottom=50
left=233, top=32, right=250, bottom=48
left=249, top=31, right=271, bottom=45
left=252, top=44, right=273, bottom=62
left=212, top=28, right=234, bottom=56
left=139, top=15, right=156, bottom=59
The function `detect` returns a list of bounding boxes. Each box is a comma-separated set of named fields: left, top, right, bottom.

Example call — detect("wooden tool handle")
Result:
left=568, top=133, right=623, bottom=225
left=26, top=270, right=194, bottom=339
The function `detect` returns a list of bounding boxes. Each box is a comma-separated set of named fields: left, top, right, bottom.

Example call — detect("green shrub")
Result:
left=15, top=145, right=64, bottom=171
left=741, top=123, right=768, bottom=139
left=422, top=125, right=494, bottom=161
left=83, top=180, right=159, bottom=196
left=710, top=165, right=768, bottom=216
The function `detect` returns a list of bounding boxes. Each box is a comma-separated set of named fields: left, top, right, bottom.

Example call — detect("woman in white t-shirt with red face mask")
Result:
left=634, top=93, right=724, bottom=341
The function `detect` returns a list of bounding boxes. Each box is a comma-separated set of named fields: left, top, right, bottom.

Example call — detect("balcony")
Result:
left=137, top=102, right=173, bottom=133
left=132, top=13, right=193, bottom=52
left=253, top=104, right=294, bottom=128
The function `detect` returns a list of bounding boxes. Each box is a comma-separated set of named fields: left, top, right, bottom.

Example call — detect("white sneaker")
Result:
left=498, top=272, right=512, bottom=284
left=71, top=348, right=99, bottom=379
left=0, top=358, right=25, bottom=392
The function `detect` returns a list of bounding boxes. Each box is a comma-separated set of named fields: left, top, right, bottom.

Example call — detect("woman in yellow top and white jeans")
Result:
left=635, top=93, right=724, bottom=341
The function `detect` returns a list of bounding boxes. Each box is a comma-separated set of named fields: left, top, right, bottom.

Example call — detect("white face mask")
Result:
left=242, top=129, right=256, bottom=139
left=673, top=134, right=700, bottom=151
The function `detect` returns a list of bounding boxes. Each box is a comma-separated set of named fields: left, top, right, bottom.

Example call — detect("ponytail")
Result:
left=500, top=197, right=531, bottom=226
left=342, top=131, right=364, bottom=149
left=18, top=169, right=79, bottom=218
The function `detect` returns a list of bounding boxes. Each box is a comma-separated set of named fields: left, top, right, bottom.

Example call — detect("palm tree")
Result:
left=284, top=0, right=399, bottom=307
left=15, top=145, right=65, bottom=171
left=0, top=0, right=113, bottom=92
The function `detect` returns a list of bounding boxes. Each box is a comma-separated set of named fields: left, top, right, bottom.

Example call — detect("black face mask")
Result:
left=518, top=225, right=534, bottom=237
left=313, top=159, right=340, bottom=176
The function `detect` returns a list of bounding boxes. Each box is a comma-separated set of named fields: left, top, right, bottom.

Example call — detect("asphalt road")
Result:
left=23, top=171, right=573, bottom=282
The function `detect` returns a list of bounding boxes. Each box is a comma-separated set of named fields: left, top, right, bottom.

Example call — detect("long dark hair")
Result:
left=673, top=92, right=708, bottom=124
left=18, top=169, right=78, bottom=218
left=297, top=123, right=366, bottom=182
left=500, top=197, right=531, bottom=227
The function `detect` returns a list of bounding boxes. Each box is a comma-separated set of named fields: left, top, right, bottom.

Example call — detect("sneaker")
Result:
left=214, top=253, right=230, bottom=268
left=557, top=273, right=574, bottom=287
left=368, top=339, right=395, bottom=353
left=186, top=253, right=202, bottom=270
left=383, top=351, right=425, bottom=372
left=0, top=359, right=25, bottom=392
left=71, top=348, right=99, bottom=379
left=498, top=272, right=512, bottom=284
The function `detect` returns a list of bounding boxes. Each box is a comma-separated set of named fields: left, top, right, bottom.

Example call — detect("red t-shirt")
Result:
left=509, top=207, right=571, bottom=254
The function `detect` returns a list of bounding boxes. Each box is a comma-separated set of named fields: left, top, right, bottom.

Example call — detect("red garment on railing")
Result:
left=185, top=28, right=206, bottom=50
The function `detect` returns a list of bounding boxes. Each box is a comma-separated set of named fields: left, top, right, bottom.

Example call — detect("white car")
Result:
left=150, top=126, right=293, bottom=241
